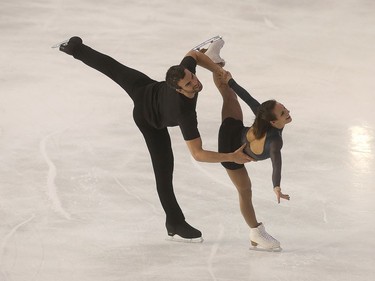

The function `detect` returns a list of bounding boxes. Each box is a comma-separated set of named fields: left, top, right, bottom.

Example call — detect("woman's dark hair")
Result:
left=165, top=65, right=186, bottom=89
left=252, top=100, right=277, bottom=139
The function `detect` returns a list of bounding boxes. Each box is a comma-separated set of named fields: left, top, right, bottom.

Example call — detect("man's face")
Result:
left=176, top=69, right=203, bottom=98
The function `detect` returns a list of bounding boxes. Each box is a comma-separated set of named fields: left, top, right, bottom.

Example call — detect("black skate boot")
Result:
left=166, top=221, right=203, bottom=243
left=58, top=36, right=83, bottom=55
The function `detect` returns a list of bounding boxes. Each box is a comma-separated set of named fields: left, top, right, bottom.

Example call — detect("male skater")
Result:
left=58, top=37, right=251, bottom=242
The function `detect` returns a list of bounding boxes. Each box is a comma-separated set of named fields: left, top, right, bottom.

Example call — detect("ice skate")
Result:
left=203, top=38, right=225, bottom=66
left=52, top=36, right=83, bottom=55
left=166, top=221, right=203, bottom=243
left=192, top=35, right=222, bottom=51
left=249, top=223, right=282, bottom=252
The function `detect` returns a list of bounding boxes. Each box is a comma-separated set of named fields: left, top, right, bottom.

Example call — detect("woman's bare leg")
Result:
left=226, top=167, right=259, bottom=228
left=213, top=72, right=258, bottom=227
left=213, top=72, right=243, bottom=122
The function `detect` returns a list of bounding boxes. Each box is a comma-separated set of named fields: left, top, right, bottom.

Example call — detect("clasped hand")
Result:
left=215, top=68, right=233, bottom=85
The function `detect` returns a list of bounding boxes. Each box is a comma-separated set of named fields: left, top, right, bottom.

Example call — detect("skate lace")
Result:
left=263, top=231, right=276, bottom=241
left=260, top=227, right=277, bottom=243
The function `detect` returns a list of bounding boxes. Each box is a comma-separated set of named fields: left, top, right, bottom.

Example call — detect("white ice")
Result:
left=1, top=0, right=374, bottom=280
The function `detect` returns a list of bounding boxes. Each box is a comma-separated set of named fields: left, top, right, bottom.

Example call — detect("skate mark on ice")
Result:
left=190, top=157, right=277, bottom=203
left=323, top=208, right=328, bottom=223
left=254, top=5, right=278, bottom=29
left=263, top=17, right=278, bottom=29
left=28, top=226, right=46, bottom=281
left=0, top=215, right=35, bottom=280
left=40, top=132, right=72, bottom=220
left=207, top=224, right=224, bottom=281
left=190, top=157, right=233, bottom=189
left=0, top=215, right=45, bottom=281
left=113, top=176, right=160, bottom=215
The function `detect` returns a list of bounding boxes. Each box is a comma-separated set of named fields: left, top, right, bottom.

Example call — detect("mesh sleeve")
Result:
left=228, top=78, right=260, bottom=115
left=269, top=137, right=283, bottom=188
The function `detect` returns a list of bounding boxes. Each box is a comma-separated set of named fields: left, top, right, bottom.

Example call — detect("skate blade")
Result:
left=249, top=245, right=282, bottom=252
left=51, top=39, right=69, bottom=48
left=166, top=235, right=204, bottom=243
left=192, top=35, right=222, bottom=51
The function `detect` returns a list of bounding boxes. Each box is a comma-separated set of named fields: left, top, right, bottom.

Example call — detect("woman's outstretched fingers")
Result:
left=274, top=186, right=290, bottom=204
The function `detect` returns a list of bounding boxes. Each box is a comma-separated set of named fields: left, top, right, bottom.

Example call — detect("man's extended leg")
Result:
left=60, top=36, right=155, bottom=100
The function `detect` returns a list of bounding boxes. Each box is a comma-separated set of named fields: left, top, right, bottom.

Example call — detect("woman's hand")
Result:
left=273, top=186, right=290, bottom=204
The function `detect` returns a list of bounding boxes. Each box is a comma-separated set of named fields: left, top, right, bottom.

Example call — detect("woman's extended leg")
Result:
left=225, top=167, right=259, bottom=228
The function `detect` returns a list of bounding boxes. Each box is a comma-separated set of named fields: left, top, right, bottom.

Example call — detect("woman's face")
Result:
left=271, top=102, right=292, bottom=128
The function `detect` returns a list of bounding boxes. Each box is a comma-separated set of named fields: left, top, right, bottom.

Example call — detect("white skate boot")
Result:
left=204, top=38, right=225, bottom=66
left=249, top=223, right=281, bottom=252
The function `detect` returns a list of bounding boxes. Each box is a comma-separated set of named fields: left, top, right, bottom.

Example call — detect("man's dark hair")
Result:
left=165, top=65, right=186, bottom=89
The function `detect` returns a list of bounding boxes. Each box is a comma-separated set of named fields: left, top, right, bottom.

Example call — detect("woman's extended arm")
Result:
left=227, top=78, right=260, bottom=115
left=270, top=139, right=290, bottom=203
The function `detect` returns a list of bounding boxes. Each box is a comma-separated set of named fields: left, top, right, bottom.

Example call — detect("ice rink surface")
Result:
left=1, top=0, right=374, bottom=280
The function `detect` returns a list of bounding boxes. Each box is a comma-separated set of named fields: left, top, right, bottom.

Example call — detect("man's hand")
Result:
left=214, top=66, right=226, bottom=79
left=273, top=186, right=290, bottom=204
left=214, top=69, right=232, bottom=88
left=231, top=144, right=254, bottom=164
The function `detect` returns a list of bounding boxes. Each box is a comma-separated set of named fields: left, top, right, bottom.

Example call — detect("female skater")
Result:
left=215, top=70, right=291, bottom=251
